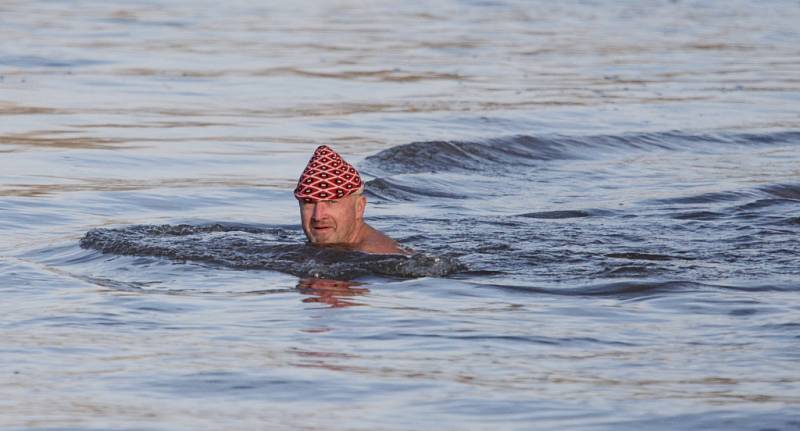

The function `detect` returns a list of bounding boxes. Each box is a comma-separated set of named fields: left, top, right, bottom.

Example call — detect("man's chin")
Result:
left=309, top=234, right=337, bottom=245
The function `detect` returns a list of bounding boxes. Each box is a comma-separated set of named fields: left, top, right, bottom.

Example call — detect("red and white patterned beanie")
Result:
left=294, top=145, right=363, bottom=203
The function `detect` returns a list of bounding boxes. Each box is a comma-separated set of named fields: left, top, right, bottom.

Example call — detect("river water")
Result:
left=2, top=1, right=800, bottom=430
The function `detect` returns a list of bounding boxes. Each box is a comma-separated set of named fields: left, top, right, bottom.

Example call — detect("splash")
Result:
left=80, top=223, right=464, bottom=280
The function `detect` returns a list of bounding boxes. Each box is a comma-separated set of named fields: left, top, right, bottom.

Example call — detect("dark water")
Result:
left=3, top=0, right=800, bottom=430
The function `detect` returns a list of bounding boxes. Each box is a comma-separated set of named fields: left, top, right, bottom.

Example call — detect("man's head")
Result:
left=294, top=145, right=366, bottom=245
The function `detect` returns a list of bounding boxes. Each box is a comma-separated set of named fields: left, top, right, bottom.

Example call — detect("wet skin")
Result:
left=298, top=193, right=407, bottom=255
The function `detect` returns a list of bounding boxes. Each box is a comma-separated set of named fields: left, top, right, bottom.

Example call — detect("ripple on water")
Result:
left=79, top=223, right=465, bottom=280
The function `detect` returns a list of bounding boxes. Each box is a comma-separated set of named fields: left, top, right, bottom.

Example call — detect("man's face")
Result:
left=299, top=193, right=366, bottom=245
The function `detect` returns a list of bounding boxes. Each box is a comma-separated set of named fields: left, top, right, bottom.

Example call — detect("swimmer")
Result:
left=294, top=145, right=407, bottom=255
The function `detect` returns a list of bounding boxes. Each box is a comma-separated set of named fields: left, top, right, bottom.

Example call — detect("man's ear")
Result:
left=355, top=195, right=366, bottom=219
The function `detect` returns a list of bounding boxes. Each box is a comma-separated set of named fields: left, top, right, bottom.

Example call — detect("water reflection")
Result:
left=296, top=277, right=369, bottom=308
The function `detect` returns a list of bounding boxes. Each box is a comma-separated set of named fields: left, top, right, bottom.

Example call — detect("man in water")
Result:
left=294, top=145, right=406, bottom=255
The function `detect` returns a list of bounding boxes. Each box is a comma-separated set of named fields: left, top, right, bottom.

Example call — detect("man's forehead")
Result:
left=298, top=195, right=351, bottom=204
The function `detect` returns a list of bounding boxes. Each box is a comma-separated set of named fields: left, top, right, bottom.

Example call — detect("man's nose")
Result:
left=311, top=202, right=326, bottom=221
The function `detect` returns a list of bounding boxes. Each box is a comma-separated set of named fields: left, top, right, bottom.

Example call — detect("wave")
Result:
left=0, top=54, right=108, bottom=68
left=670, top=211, right=725, bottom=221
left=761, top=183, right=800, bottom=200
left=517, top=209, right=604, bottom=219
left=475, top=280, right=800, bottom=298
left=604, top=252, right=688, bottom=261
left=365, top=177, right=470, bottom=201
left=361, top=131, right=800, bottom=176
left=583, top=410, right=800, bottom=431
left=79, top=224, right=464, bottom=280
left=650, top=183, right=800, bottom=207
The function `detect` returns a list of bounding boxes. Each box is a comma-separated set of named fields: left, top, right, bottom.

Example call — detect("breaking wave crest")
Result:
left=80, top=224, right=465, bottom=280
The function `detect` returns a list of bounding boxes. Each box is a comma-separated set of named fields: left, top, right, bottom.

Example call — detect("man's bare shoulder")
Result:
left=356, top=224, right=410, bottom=255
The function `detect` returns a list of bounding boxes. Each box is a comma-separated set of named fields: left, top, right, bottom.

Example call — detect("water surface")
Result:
left=2, top=1, right=800, bottom=430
